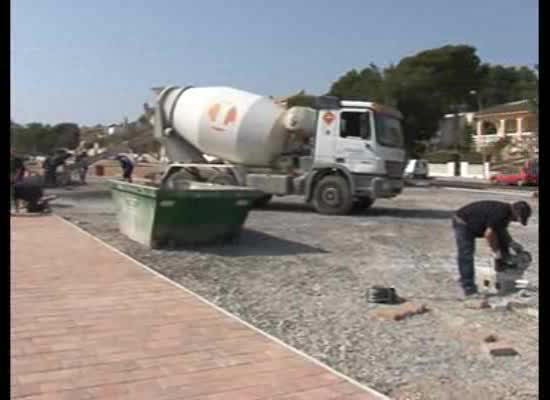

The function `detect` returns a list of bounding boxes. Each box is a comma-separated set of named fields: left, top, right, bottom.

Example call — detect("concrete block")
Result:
left=481, top=341, right=518, bottom=357
left=372, top=302, right=429, bottom=321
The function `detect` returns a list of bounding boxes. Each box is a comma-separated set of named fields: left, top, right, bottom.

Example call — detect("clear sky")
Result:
left=11, top=0, right=538, bottom=126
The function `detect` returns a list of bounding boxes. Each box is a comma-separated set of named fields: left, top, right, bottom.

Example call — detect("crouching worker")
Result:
left=12, top=177, right=56, bottom=214
left=452, top=200, right=531, bottom=297
left=115, top=154, right=134, bottom=183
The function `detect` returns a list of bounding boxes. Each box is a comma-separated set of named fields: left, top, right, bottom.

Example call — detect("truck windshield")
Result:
left=375, top=114, right=404, bottom=148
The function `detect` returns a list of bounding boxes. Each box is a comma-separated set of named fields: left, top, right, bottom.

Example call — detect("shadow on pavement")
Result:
left=165, top=229, right=329, bottom=257
left=260, top=202, right=454, bottom=220
left=364, top=207, right=454, bottom=220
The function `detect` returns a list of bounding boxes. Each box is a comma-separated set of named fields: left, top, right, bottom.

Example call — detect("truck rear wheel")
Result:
left=312, top=175, right=353, bottom=215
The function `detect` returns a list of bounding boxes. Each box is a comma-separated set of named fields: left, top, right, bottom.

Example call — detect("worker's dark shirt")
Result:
left=76, top=154, right=89, bottom=169
left=118, top=157, right=133, bottom=170
left=11, top=156, right=24, bottom=173
left=455, top=200, right=513, bottom=251
left=12, top=178, right=44, bottom=203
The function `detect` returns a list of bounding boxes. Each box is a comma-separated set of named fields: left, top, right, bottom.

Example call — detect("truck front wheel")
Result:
left=312, top=175, right=353, bottom=215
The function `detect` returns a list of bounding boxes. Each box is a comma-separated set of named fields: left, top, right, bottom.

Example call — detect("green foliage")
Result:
left=52, top=123, right=80, bottom=149
left=461, top=124, right=475, bottom=151
left=286, top=94, right=317, bottom=108
left=328, top=45, right=484, bottom=153
left=412, top=141, right=427, bottom=158
left=477, top=64, right=538, bottom=108
left=12, top=122, right=81, bottom=155
left=327, top=44, right=537, bottom=154
left=328, top=64, right=386, bottom=103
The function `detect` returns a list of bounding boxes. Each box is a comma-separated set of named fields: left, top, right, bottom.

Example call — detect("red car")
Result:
left=490, top=159, right=539, bottom=186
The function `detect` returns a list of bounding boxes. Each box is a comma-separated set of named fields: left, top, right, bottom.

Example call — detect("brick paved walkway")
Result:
left=11, top=216, right=386, bottom=400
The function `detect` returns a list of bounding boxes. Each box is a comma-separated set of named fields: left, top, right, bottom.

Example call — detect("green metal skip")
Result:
left=110, top=180, right=262, bottom=248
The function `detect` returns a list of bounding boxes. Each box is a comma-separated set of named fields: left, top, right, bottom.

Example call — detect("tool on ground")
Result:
left=367, top=286, right=400, bottom=304
left=476, top=250, right=532, bottom=295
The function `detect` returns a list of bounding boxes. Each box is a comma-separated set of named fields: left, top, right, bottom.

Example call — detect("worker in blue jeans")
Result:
left=452, top=200, right=531, bottom=297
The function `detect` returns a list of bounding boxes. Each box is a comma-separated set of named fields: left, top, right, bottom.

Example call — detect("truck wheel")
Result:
left=253, top=195, right=273, bottom=208
left=313, top=175, right=353, bottom=215
left=352, top=197, right=374, bottom=213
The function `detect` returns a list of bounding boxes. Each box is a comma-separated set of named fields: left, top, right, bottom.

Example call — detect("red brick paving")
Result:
left=11, top=216, right=386, bottom=399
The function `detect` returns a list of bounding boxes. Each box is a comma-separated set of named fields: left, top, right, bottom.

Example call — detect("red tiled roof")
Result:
left=475, top=100, right=533, bottom=117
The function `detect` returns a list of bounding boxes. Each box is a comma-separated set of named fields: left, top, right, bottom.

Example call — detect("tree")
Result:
left=11, top=121, right=81, bottom=155
left=328, top=64, right=386, bottom=103
left=386, top=45, right=484, bottom=151
left=286, top=93, right=317, bottom=108
left=326, top=45, right=485, bottom=153
left=478, top=64, right=538, bottom=108
left=51, top=123, right=80, bottom=150
left=460, top=124, right=475, bottom=152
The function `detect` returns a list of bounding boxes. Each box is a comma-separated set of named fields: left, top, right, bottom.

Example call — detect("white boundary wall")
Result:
left=428, top=162, right=491, bottom=179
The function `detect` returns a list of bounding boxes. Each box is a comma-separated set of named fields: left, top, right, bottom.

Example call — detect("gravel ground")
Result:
left=52, top=185, right=539, bottom=400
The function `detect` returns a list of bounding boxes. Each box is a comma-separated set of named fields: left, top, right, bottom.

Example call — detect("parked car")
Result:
left=490, top=159, right=538, bottom=186
left=404, top=159, right=429, bottom=179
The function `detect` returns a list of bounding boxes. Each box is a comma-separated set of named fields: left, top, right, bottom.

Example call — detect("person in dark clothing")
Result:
left=12, top=177, right=54, bottom=214
left=75, top=151, right=89, bottom=184
left=43, top=151, right=71, bottom=186
left=10, top=150, right=26, bottom=184
left=115, top=154, right=134, bottom=183
left=43, top=155, right=56, bottom=186
left=452, top=200, right=532, bottom=296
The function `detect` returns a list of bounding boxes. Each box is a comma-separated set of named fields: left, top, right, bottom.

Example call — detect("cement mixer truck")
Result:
left=150, top=86, right=406, bottom=215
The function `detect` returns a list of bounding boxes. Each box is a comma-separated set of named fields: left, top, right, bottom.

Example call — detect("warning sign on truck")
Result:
left=322, top=111, right=335, bottom=125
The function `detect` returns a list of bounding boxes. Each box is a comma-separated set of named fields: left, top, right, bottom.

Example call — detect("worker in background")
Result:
left=12, top=176, right=55, bottom=214
left=115, top=154, right=134, bottom=183
left=75, top=151, right=89, bottom=185
left=452, top=200, right=532, bottom=297
left=42, top=155, right=53, bottom=185
left=10, top=149, right=26, bottom=184
left=43, top=150, right=71, bottom=187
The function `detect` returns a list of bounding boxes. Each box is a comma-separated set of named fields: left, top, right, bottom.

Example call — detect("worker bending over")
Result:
left=12, top=177, right=55, bottom=214
left=115, top=154, right=134, bottom=183
left=452, top=200, right=531, bottom=297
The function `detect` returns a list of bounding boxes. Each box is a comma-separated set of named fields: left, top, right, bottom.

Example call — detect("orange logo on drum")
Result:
left=207, top=103, right=238, bottom=132
left=323, top=111, right=335, bottom=125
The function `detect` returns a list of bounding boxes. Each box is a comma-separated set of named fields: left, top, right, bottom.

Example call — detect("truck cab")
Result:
left=305, top=98, right=406, bottom=214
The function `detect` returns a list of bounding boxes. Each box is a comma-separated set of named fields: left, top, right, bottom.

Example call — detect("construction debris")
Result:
left=481, top=341, right=518, bottom=357
left=372, top=302, right=429, bottom=321
left=464, top=297, right=490, bottom=310
left=366, top=286, right=400, bottom=304
left=480, top=334, right=518, bottom=357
